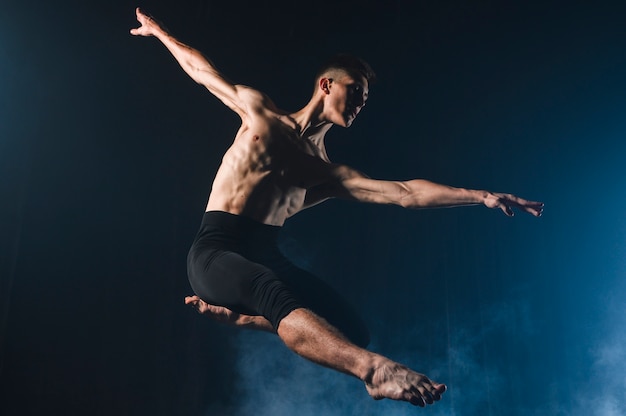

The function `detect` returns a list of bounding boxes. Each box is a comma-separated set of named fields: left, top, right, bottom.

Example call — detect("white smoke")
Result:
left=229, top=331, right=373, bottom=416
left=573, top=292, right=626, bottom=416
left=218, top=296, right=536, bottom=416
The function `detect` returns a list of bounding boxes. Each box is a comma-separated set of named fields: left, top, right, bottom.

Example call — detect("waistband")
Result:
left=199, top=210, right=282, bottom=241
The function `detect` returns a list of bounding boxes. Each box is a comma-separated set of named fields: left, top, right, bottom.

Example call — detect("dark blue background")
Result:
left=1, top=1, right=625, bottom=415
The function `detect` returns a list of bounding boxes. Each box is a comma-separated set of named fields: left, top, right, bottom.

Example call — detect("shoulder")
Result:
left=236, top=86, right=282, bottom=115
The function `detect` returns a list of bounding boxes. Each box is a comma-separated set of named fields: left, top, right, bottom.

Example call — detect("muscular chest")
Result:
left=234, top=117, right=318, bottom=182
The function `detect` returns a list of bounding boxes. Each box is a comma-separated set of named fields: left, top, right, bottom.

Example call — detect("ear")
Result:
left=319, top=77, right=332, bottom=94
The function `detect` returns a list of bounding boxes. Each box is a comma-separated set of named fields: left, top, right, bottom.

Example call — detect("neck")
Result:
left=290, top=95, right=333, bottom=148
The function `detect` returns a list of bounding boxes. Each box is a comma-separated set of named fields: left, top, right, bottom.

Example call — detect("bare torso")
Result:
left=206, top=92, right=331, bottom=226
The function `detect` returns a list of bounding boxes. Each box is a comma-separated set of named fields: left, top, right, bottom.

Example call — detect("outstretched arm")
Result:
left=130, top=8, right=252, bottom=117
left=305, top=164, right=543, bottom=217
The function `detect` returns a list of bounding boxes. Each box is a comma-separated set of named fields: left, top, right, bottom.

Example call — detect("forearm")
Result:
left=152, top=29, right=218, bottom=85
left=132, top=8, right=245, bottom=113
left=398, top=179, right=487, bottom=209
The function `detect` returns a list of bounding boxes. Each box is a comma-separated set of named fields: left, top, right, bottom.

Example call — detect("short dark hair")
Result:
left=315, top=53, right=377, bottom=85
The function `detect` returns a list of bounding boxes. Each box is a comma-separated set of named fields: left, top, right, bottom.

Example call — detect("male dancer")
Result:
left=131, top=7, right=543, bottom=408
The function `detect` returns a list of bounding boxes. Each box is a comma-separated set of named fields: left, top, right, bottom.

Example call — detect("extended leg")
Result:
left=186, top=298, right=446, bottom=406
left=277, top=308, right=446, bottom=407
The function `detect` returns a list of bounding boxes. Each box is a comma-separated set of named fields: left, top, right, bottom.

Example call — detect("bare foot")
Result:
left=184, top=295, right=274, bottom=332
left=365, top=360, right=446, bottom=407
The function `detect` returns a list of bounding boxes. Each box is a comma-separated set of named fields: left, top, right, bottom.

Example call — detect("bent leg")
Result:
left=187, top=249, right=302, bottom=329
left=188, top=246, right=368, bottom=344
left=184, top=295, right=274, bottom=332
left=277, top=308, right=447, bottom=407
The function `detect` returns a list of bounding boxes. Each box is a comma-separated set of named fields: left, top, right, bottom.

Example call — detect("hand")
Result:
left=484, top=192, right=544, bottom=217
left=130, top=7, right=164, bottom=37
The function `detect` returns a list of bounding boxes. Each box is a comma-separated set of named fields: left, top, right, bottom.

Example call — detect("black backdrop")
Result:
left=2, top=1, right=625, bottom=415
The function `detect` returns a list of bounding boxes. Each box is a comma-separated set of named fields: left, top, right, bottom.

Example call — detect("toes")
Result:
left=407, top=393, right=425, bottom=407
left=428, top=387, right=441, bottom=401
left=408, top=385, right=433, bottom=406
left=417, top=381, right=446, bottom=405
left=415, top=385, right=435, bottom=405
left=426, top=383, right=446, bottom=398
left=184, top=295, right=199, bottom=304
left=367, top=366, right=446, bottom=407
left=425, top=383, right=444, bottom=400
left=184, top=296, right=204, bottom=313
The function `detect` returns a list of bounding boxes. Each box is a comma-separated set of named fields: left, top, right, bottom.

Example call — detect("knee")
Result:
left=275, top=308, right=312, bottom=350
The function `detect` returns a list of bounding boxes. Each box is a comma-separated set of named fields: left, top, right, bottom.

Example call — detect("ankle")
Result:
left=360, top=354, right=387, bottom=383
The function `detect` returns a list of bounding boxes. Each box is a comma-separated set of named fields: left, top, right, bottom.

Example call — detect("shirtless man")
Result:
left=131, top=7, right=543, bottom=408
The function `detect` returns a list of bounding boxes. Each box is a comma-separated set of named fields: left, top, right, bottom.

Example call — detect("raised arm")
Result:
left=305, top=164, right=544, bottom=217
left=130, top=8, right=251, bottom=117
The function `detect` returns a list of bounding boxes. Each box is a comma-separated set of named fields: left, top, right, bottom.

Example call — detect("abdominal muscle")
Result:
left=205, top=124, right=309, bottom=226
left=205, top=171, right=306, bottom=226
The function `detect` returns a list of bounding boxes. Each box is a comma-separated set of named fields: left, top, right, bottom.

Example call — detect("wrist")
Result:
left=152, top=25, right=168, bottom=39
left=475, top=189, right=490, bottom=205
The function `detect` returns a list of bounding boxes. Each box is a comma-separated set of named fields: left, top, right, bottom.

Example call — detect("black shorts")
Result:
left=187, top=211, right=369, bottom=347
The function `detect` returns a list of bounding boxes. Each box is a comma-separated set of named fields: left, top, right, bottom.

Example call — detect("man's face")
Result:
left=325, top=74, right=369, bottom=127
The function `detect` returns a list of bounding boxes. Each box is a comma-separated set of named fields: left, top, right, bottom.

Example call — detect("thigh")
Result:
left=187, top=247, right=303, bottom=329
left=187, top=248, right=267, bottom=316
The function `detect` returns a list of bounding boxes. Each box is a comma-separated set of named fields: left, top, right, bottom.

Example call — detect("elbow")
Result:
left=396, top=182, right=422, bottom=209
left=398, top=199, right=411, bottom=209
left=188, top=65, right=205, bottom=84
left=396, top=181, right=411, bottom=208
left=398, top=197, right=418, bottom=209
